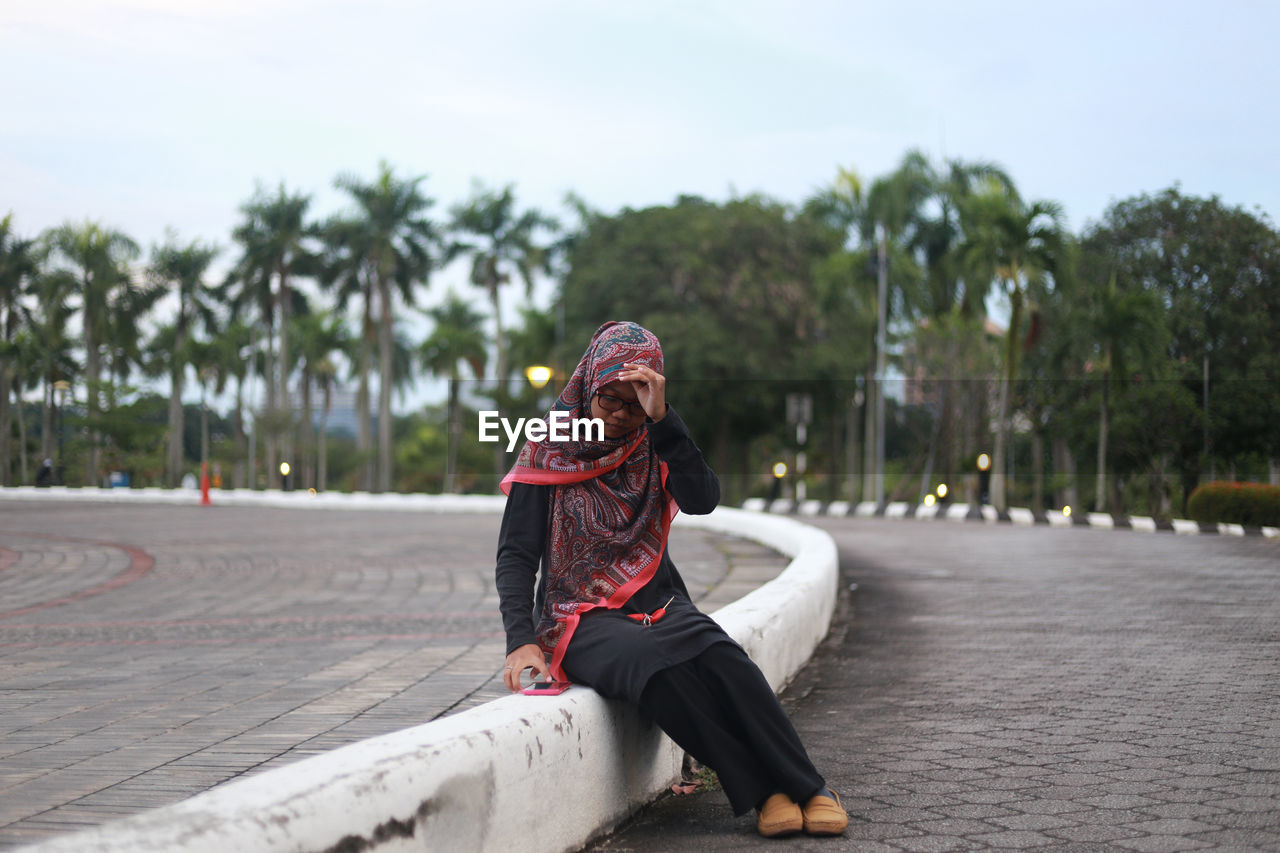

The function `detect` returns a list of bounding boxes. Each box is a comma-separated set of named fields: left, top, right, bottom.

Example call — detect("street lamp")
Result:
left=525, top=365, right=554, bottom=390
left=770, top=461, right=787, bottom=504
left=976, top=453, right=992, bottom=506
left=279, top=461, right=291, bottom=491
left=53, top=379, right=70, bottom=485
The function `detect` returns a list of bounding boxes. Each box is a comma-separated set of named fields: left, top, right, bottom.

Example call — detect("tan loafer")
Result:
left=802, top=789, right=848, bottom=835
left=756, top=792, right=803, bottom=837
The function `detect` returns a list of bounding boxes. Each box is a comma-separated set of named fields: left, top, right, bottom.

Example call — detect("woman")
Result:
left=495, top=321, right=846, bottom=838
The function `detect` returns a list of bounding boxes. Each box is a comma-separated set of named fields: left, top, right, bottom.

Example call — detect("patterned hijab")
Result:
left=500, top=321, right=676, bottom=679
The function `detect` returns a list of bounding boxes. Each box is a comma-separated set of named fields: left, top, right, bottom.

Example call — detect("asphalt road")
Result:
left=588, top=517, right=1280, bottom=852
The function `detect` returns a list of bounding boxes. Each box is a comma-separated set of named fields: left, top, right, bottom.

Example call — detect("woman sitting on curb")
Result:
left=494, top=321, right=847, bottom=838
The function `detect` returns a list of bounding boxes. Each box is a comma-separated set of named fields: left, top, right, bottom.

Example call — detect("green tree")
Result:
left=6, top=330, right=43, bottom=483
left=420, top=293, right=488, bottom=493
left=1081, top=188, right=1280, bottom=500
left=0, top=214, right=38, bottom=484
left=913, top=156, right=1018, bottom=318
left=91, top=392, right=167, bottom=485
left=25, top=270, right=79, bottom=475
left=227, top=184, right=317, bottom=488
left=806, top=153, right=1015, bottom=504
left=331, top=162, right=438, bottom=492
left=960, top=190, right=1065, bottom=511
left=448, top=182, right=556, bottom=415
left=1080, top=273, right=1168, bottom=511
left=42, top=220, right=141, bottom=486
left=905, top=156, right=1018, bottom=496
left=185, top=338, right=219, bottom=483
left=147, top=232, right=220, bottom=486
left=560, top=195, right=843, bottom=503
left=291, top=310, right=350, bottom=491
left=211, top=320, right=255, bottom=488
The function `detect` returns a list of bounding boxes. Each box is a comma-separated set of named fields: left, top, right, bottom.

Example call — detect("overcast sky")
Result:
left=3, top=0, right=1277, bottom=404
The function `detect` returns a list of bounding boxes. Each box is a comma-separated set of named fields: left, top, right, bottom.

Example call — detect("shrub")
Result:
left=1186, top=481, right=1280, bottom=528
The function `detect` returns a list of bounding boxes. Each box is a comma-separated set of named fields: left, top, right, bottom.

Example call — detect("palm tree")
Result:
left=148, top=233, right=220, bottom=486
left=421, top=293, right=488, bottom=493
left=218, top=264, right=272, bottom=488
left=448, top=182, right=556, bottom=408
left=905, top=156, right=1018, bottom=498
left=961, top=190, right=1065, bottom=512
left=805, top=168, right=876, bottom=502
left=42, top=220, right=141, bottom=486
left=914, top=157, right=1018, bottom=318
left=291, top=310, right=349, bottom=490
left=318, top=216, right=374, bottom=488
left=104, top=265, right=164, bottom=401
left=7, top=330, right=42, bottom=483
left=211, top=321, right=254, bottom=488
left=312, top=337, right=345, bottom=494
left=25, top=270, right=79, bottom=474
left=184, top=338, right=221, bottom=483
left=331, top=161, right=438, bottom=492
left=0, top=214, right=38, bottom=484
left=227, top=184, right=316, bottom=488
left=807, top=157, right=931, bottom=504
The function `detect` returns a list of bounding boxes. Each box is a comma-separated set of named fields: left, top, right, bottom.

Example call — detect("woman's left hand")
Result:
left=619, top=362, right=666, bottom=422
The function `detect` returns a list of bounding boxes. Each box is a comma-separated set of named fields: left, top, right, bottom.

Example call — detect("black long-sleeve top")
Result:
left=494, top=405, right=735, bottom=701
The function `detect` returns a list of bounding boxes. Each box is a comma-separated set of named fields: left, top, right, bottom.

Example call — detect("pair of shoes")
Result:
left=802, top=789, right=848, bottom=835
left=756, top=793, right=803, bottom=837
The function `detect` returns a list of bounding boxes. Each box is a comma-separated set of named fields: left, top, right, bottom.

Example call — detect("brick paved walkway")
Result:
left=0, top=501, right=787, bottom=849
left=590, top=518, right=1280, bottom=852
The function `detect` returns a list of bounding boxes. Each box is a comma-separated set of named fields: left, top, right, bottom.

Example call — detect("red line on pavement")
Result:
left=0, top=610, right=502, bottom=632
left=0, top=531, right=156, bottom=621
left=0, top=629, right=505, bottom=650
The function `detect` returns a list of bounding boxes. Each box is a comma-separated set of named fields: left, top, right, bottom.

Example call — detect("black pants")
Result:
left=637, top=641, right=826, bottom=816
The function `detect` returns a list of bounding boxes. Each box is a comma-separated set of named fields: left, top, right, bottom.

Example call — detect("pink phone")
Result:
left=521, top=681, right=572, bottom=695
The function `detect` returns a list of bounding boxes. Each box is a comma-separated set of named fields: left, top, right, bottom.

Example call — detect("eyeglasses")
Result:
left=595, top=391, right=645, bottom=416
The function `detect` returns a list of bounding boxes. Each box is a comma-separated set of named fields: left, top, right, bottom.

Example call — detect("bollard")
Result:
left=200, top=462, right=211, bottom=506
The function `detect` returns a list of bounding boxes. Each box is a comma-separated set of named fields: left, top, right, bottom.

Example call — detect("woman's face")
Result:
left=589, top=379, right=647, bottom=439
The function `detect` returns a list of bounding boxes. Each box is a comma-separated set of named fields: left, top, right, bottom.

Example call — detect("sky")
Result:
left=3, top=0, right=1278, bottom=409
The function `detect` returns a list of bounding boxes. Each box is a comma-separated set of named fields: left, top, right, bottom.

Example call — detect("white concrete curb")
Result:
left=8, top=490, right=839, bottom=853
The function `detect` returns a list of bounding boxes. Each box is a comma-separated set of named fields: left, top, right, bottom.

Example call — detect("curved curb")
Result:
left=12, top=496, right=838, bottom=853
left=743, top=497, right=1280, bottom=540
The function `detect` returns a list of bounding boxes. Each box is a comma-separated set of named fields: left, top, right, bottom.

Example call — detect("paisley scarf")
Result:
left=500, top=321, right=677, bottom=680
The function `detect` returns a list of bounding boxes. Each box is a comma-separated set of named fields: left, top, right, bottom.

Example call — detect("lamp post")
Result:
left=241, top=342, right=257, bottom=491
left=875, top=223, right=888, bottom=512
left=280, top=461, right=291, bottom=492
left=977, top=453, right=992, bottom=505
left=525, top=365, right=553, bottom=391
left=786, top=393, right=811, bottom=504
left=53, top=379, right=70, bottom=485
left=1203, top=353, right=1212, bottom=481
left=771, top=461, right=788, bottom=506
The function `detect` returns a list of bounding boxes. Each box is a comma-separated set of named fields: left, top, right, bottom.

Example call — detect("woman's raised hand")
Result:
left=503, top=643, right=550, bottom=692
left=619, top=362, right=666, bottom=422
